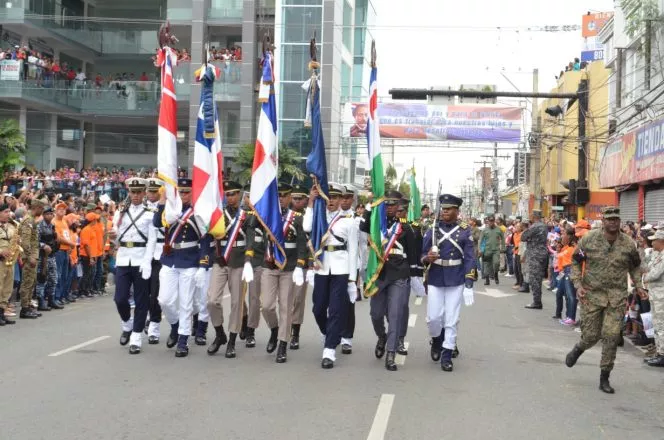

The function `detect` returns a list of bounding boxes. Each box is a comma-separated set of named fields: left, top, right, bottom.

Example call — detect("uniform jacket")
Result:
left=479, top=226, right=505, bottom=254
left=212, top=205, right=249, bottom=269
left=644, top=249, right=664, bottom=290
left=0, top=221, right=18, bottom=261
left=520, top=221, right=548, bottom=272
left=303, top=207, right=358, bottom=281
left=37, top=220, right=57, bottom=259
left=244, top=211, right=266, bottom=268
left=19, top=213, right=39, bottom=261
left=154, top=202, right=209, bottom=269
left=112, top=202, right=156, bottom=268
left=409, top=219, right=424, bottom=276
left=246, top=208, right=308, bottom=272
left=146, top=200, right=165, bottom=260
left=421, top=220, right=475, bottom=288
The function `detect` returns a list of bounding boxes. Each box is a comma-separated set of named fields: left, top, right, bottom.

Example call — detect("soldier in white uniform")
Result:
left=112, top=177, right=157, bottom=355
left=303, top=183, right=358, bottom=369
left=145, top=178, right=164, bottom=344
left=340, top=186, right=359, bottom=355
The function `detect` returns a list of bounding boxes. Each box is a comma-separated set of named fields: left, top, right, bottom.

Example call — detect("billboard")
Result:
left=581, top=12, right=613, bottom=37
left=0, top=60, right=21, bottom=81
left=346, top=103, right=523, bottom=143
left=599, top=116, right=664, bottom=187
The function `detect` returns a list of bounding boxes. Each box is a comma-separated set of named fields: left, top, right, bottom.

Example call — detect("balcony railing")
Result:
left=173, top=60, right=242, bottom=102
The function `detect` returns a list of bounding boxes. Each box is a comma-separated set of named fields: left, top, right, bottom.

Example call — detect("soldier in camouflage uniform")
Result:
left=565, top=207, right=646, bottom=394
left=36, top=206, right=61, bottom=310
left=521, top=210, right=549, bottom=309
left=18, top=199, right=44, bottom=317
left=644, top=229, right=664, bottom=367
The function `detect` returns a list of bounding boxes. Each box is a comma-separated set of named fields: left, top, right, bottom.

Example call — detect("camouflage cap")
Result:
left=601, top=206, right=620, bottom=219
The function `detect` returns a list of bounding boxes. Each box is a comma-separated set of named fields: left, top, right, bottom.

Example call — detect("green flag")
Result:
left=408, top=168, right=421, bottom=222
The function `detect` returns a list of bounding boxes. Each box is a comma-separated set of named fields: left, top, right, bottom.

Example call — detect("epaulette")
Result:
left=293, top=211, right=302, bottom=217
left=399, top=217, right=407, bottom=223
left=458, top=222, right=468, bottom=229
left=411, top=221, right=419, bottom=227
left=344, top=214, right=353, bottom=218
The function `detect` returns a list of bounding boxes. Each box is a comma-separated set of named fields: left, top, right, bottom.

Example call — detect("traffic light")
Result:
left=576, top=187, right=590, bottom=205
left=567, top=179, right=576, bottom=204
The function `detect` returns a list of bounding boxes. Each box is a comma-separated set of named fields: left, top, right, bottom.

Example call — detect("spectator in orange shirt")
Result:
left=66, top=213, right=81, bottom=296
left=558, top=228, right=578, bottom=326
left=79, top=213, right=100, bottom=297
left=54, top=202, right=77, bottom=303
left=92, top=206, right=106, bottom=294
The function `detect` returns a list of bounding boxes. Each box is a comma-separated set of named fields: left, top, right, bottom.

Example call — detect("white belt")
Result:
left=432, top=259, right=462, bottom=267
left=285, top=242, right=297, bottom=249
left=387, top=249, right=405, bottom=257
left=219, top=240, right=246, bottom=247
left=254, top=237, right=263, bottom=242
left=172, top=241, right=198, bottom=250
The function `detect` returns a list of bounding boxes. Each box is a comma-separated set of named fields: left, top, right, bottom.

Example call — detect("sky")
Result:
left=370, top=0, right=614, bottom=198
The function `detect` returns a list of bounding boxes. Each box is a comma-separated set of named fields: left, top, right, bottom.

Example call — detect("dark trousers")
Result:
left=506, top=245, right=514, bottom=275
left=514, top=256, right=523, bottom=286
left=149, top=259, right=162, bottom=323
left=114, top=265, right=149, bottom=333
left=399, top=281, right=410, bottom=338
left=370, top=278, right=408, bottom=352
left=312, top=274, right=350, bottom=350
left=341, top=301, right=355, bottom=339
left=93, top=256, right=103, bottom=291
left=80, top=257, right=97, bottom=293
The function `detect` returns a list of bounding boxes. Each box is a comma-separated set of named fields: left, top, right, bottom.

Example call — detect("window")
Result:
left=281, top=44, right=322, bottom=82
left=342, top=1, right=353, bottom=50
left=282, top=7, right=322, bottom=44
left=280, top=82, right=309, bottom=120
left=341, top=61, right=351, bottom=100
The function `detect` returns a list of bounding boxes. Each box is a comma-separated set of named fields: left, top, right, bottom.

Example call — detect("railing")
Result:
left=173, top=60, right=242, bottom=101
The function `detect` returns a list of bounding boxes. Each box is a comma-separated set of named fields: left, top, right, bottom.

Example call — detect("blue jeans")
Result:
left=562, top=270, right=577, bottom=320
left=93, top=256, right=103, bottom=291
left=54, top=250, right=70, bottom=301
left=505, top=245, right=514, bottom=275
left=551, top=270, right=559, bottom=290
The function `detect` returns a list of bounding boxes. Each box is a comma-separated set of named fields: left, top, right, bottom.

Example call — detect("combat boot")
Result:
left=441, top=348, right=454, bottom=372
left=207, top=325, right=228, bottom=355
left=599, top=370, right=615, bottom=394
left=374, top=335, right=387, bottom=359
left=245, top=327, right=256, bottom=348
left=565, top=344, right=584, bottom=368
left=19, top=308, right=39, bottom=319
left=385, top=351, right=397, bottom=371
left=166, top=322, right=179, bottom=348
left=484, top=277, right=490, bottom=286
left=494, top=273, right=499, bottom=285
left=175, top=335, right=189, bottom=358
left=397, top=337, right=408, bottom=355
left=430, top=336, right=442, bottom=362
left=646, top=355, right=664, bottom=367
left=266, top=327, right=279, bottom=353
left=275, top=341, right=288, bottom=364
left=195, top=321, right=208, bottom=346
left=239, top=315, right=248, bottom=340
left=290, top=324, right=301, bottom=350
left=225, top=332, right=237, bottom=358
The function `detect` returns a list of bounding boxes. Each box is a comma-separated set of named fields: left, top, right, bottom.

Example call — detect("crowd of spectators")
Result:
left=556, top=57, right=589, bottom=81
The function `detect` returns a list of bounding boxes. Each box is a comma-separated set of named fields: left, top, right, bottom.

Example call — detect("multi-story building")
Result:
left=598, top=0, right=664, bottom=223
left=0, top=0, right=275, bottom=171
left=533, top=61, right=617, bottom=220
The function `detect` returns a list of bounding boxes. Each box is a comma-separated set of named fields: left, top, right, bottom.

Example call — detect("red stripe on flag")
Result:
left=191, top=166, right=210, bottom=205
left=210, top=208, right=223, bottom=228
left=216, top=151, right=225, bottom=200
left=252, top=140, right=266, bottom=172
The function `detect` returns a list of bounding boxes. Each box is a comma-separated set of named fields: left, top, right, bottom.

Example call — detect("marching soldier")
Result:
left=289, top=183, right=310, bottom=350
left=421, top=194, right=476, bottom=372
left=36, top=206, right=60, bottom=310
left=339, top=186, right=359, bottom=355
left=303, top=183, right=358, bottom=369
left=206, top=180, right=247, bottom=358
left=479, top=215, right=505, bottom=286
left=154, top=178, right=210, bottom=358
left=18, top=199, right=44, bottom=317
left=112, top=177, right=156, bottom=354
left=245, top=182, right=307, bottom=363
left=396, top=197, right=421, bottom=356
left=243, top=184, right=264, bottom=348
left=360, top=191, right=417, bottom=371
left=145, top=178, right=165, bottom=344
left=0, top=203, right=19, bottom=326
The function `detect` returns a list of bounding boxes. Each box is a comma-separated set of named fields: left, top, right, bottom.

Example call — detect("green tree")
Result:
left=384, top=163, right=397, bottom=190
left=621, top=0, right=659, bottom=39
left=398, top=180, right=410, bottom=199
left=0, top=119, right=26, bottom=172
left=233, top=143, right=306, bottom=184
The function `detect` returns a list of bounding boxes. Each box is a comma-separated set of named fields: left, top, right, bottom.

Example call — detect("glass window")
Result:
left=342, top=1, right=353, bottom=50
left=283, top=0, right=322, bottom=5
left=57, top=116, right=81, bottom=150
left=280, top=82, right=309, bottom=120
left=281, top=44, right=321, bottom=82
left=282, top=7, right=322, bottom=44
left=341, top=61, right=351, bottom=100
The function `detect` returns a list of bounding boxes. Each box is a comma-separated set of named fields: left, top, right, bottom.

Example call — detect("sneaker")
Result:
left=505, top=273, right=514, bottom=278
left=551, top=288, right=558, bottom=294
left=561, top=318, right=576, bottom=326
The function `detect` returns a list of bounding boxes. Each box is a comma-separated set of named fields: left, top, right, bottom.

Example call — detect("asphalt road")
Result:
left=2, top=277, right=664, bottom=440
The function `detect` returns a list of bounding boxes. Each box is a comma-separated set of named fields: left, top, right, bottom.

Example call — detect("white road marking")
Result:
left=477, top=287, right=517, bottom=298
left=48, top=336, right=110, bottom=357
left=395, top=342, right=409, bottom=366
left=408, top=314, right=417, bottom=328
left=367, top=393, right=395, bottom=440
left=414, top=297, right=423, bottom=306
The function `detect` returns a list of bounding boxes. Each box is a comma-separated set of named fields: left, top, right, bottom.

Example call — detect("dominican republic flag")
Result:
left=249, top=50, right=286, bottom=268
left=192, top=64, right=226, bottom=238
left=304, top=69, right=329, bottom=264
left=156, top=47, right=180, bottom=212
left=365, top=63, right=387, bottom=297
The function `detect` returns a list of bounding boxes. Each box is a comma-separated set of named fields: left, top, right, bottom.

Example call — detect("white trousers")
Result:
left=158, top=266, right=196, bottom=337
left=426, top=284, right=463, bottom=350
left=194, top=269, right=211, bottom=322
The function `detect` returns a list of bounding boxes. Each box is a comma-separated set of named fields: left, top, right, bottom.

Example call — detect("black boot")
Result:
left=599, top=370, right=615, bottom=394
left=175, top=335, right=189, bottom=358
left=290, top=324, right=300, bottom=350
left=19, top=308, right=39, bottom=319
left=518, top=283, right=530, bottom=293
left=195, top=321, right=208, bottom=346
left=266, top=327, right=279, bottom=353
left=275, top=341, right=288, bottom=363
left=119, top=330, right=131, bottom=346
left=225, top=332, right=237, bottom=358
left=494, top=274, right=499, bottom=285
left=430, top=336, right=442, bottom=362
left=239, top=315, right=248, bottom=340
left=646, top=355, right=664, bottom=367
left=207, top=325, right=228, bottom=355
left=191, top=314, right=198, bottom=337
left=385, top=351, right=397, bottom=371
left=49, top=299, right=64, bottom=310
left=245, top=327, right=256, bottom=348
left=565, top=344, right=584, bottom=368
left=397, top=337, right=408, bottom=356
left=484, top=277, right=490, bottom=286
left=524, top=302, right=543, bottom=309
left=441, top=348, right=454, bottom=372
left=452, top=345, right=460, bottom=358
left=166, top=323, right=179, bottom=348
left=374, top=335, right=387, bottom=359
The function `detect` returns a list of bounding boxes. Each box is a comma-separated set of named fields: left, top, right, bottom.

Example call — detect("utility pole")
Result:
left=645, top=19, right=652, bottom=90
left=482, top=143, right=510, bottom=215
left=531, top=68, right=542, bottom=211
left=577, top=78, right=589, bottom=220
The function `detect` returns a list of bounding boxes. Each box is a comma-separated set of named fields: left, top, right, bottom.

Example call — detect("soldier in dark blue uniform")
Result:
left=421, top=194, right=476, bottom=372
left=153, top=178, right=210, bottom=358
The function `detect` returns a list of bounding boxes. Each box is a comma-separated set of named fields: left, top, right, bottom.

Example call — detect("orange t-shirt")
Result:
left=556, top=245, right=574, bottom=272
left=93, top=221, right=105, bottom=255
left=69, top=230, right=79, bottom=265
left=104, top=218, right=113, bottom=251
left=513, top=231, right=522, bottom=250
left=54, top=217, right=72, bottom=251
left=79, top=225, right=101, bottom=258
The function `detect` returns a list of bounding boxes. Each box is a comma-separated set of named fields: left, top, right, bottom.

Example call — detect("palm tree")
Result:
left=233, top=143, right=306, bottom=184
left=384, top=163, right=397, bottom=190
left=0, top=119, right=26, bottom=172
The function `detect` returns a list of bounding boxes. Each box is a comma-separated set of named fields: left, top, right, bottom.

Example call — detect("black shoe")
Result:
left=245, top=327, right=256, bottom=348
left=374, top=335, right=387, bottom=359
left=276, top=341, right=288, bottom=364
left=66, top=296, right=76, bottom=303
left=119, top=331, right=131, bottom=346
left=518, top=284, right=530, bottom=293
left=49, top=302, right=64, bottom=310
left=599, top=370, right=615, bottom=394
left=495, top=276, right=499, bottom=285
left=175, top=336, right=189, bottom=358
left=191, top=314, right=198, bottom=337
left=565, top=345, right=584, bottom=368
left=397, top=338, right=408, bottom=356
left=239, top=315, right=248, bottom=340
left=441, top=349, right=453, bottom=372
left=647, top=355, right=664, bottom=367
left=129, top=345, right=141, bottom=355
left=37, top=304, right=51, bottom=312
left=166, top=323, right=179, bottom=349
left=207, top=325, right=228, bottom=355
left=266, top=327, right=279, bottom=353
left=61, top=298, right=70, bottom=304
left=148, top=335, right=159, bottom=345
left=19, top=308, right=39, bottom=319
left=385, top=351, right=397, bottom=371
left=342, top=343, right=352, bottom=355
left=430, top=336, right=442, bottom=362
left=321, top=357, right=334, bottom=369
left=484, top=278, right=490, bottom=286
left=552, top=314, right=562, bottom=319
left=225, top=332, right=237, bottom=358
left=195, top=321, right=208, bottom=346
left=290, top=324, right=300, bottom=350
left=0, top=308, right=13, bottom=325
left=452, top=346, right=460, bottom=358
left=56, top=300, right=65, bottom=307
left=524, top=303, right=543, bottom=309
left=30, top=307, right=42, bottom=317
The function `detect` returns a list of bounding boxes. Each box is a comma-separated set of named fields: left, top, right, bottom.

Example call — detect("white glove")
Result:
left=242, top=261, right=254, bottom=283
left=306, top=270, right=315, bottom=286
left=411, top=276, right=426, bottom=297
left=139, top=262, right=152, bottom=280
left=463, top=287, right=475, bottom=306
left=292, top=267, right=304, bottom=286
left=347, top=282, right=357, bottom=304
left=194, top=267, right=207, bottom=288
